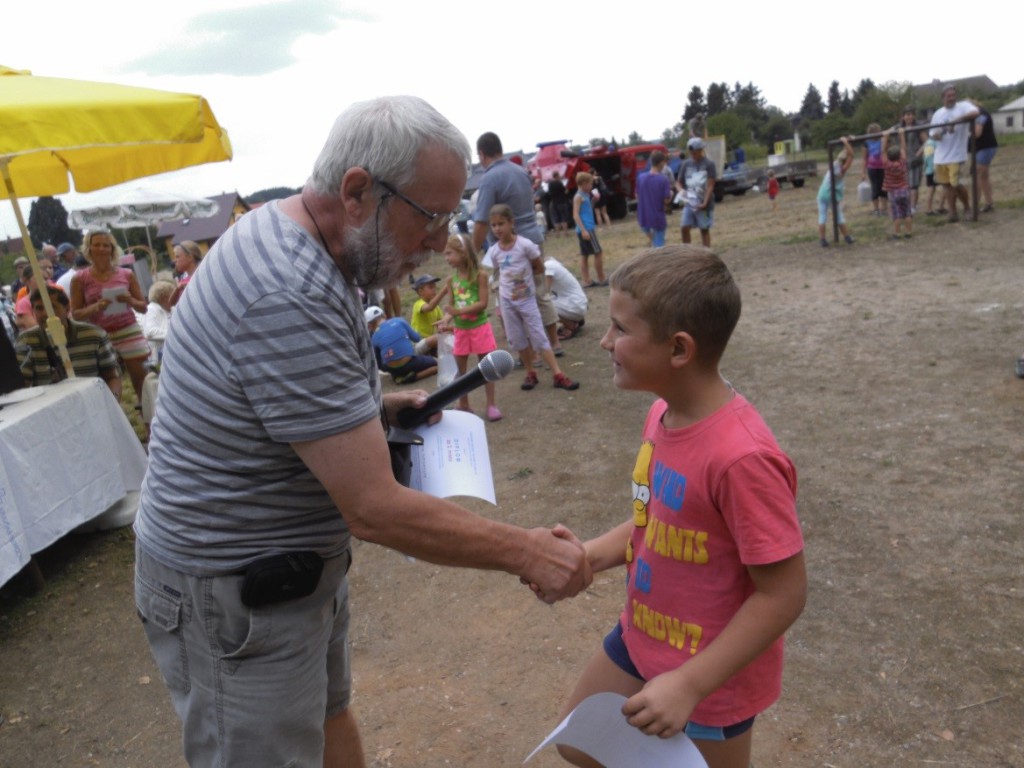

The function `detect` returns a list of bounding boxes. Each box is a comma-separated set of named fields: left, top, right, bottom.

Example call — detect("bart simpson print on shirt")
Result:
left=627, top=440, right=655, bottom=564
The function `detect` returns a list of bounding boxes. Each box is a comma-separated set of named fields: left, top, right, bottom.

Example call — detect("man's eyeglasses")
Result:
left=378, top=180, right=455, bottom=234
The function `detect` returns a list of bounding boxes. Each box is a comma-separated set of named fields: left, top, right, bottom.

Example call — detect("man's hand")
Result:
left=383, top=389, right=441, bottom=428
left=520, top=524, right=592, bottom=603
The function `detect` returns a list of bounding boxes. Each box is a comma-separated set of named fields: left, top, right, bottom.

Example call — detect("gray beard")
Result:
left=342, top=213, right=434, bottom=290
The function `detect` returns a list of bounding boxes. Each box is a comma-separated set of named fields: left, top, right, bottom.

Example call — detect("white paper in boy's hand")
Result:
left=523, top=692, right=707, bottom=768
left=101, top=287, right=126, bottom=315
left=409, top=410, right=496, bottom=504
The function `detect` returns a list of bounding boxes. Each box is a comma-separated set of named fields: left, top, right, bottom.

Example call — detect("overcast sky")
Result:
left=2, top=0, right=1020, bottom=240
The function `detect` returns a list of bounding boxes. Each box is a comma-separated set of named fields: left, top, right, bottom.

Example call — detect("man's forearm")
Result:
left=472, top=223, right=487, bottom=253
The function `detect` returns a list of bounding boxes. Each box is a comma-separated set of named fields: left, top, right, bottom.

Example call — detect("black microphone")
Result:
left=396, top=349, right=515, bottom=429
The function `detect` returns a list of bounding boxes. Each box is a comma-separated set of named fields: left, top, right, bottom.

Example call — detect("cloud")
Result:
left=127, top=0, right=369, bottom=77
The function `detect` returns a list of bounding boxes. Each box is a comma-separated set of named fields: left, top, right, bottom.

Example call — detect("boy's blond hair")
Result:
left=575, top=171, right=593, bottom=187
left=148, top=279, right=177, bottom=304
left=610, top=245, right=741, bottom=362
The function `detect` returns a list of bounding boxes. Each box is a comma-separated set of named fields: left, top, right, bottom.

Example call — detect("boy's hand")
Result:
left=582, top=231, right=591, bottom=241
left=622, top=672, right=702, bottom=739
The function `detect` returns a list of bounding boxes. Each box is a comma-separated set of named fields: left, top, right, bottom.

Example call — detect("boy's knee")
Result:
left=556, top=743, right=601, bottom=767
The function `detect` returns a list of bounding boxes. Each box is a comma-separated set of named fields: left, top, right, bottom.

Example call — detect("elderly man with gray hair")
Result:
left=133, top=96, right=591, bottom=768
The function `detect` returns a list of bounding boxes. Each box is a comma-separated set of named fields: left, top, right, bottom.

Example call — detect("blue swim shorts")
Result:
left=602, top=623, right=755, bottom=742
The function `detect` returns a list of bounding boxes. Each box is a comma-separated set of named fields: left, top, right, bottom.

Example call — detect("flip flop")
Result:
left=583, top=281, right=600, bottom=289
left=1016, top=358, right=1024, bottom=379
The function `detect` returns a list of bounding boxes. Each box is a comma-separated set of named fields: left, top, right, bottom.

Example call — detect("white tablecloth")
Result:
left=0, top=378, right=149, bottom=587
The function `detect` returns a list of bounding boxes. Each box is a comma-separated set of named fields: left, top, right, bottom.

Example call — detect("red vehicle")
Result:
left=528, top=140, right=577, bottom=183
left=528, top=140, right=668, bottom=220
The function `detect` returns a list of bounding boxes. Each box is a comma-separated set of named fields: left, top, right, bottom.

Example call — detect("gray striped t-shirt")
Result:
left=134, top=201, right=381, bottom=574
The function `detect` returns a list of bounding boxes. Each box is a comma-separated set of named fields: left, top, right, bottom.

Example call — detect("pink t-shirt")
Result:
left=620, top=395, right=803, bottom=726
left=74, top=267, right=137, bottom=333
left=14, top=294, right=32, bottom=320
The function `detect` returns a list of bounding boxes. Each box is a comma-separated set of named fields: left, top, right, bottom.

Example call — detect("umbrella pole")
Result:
left=1, top=159, right=75, bottom=380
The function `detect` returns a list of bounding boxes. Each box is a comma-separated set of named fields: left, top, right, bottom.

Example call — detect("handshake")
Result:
left=519, top=524, right=593, bottom=604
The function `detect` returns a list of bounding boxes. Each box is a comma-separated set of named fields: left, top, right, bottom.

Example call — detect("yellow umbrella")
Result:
left=0, top=65, right=232, bottom=378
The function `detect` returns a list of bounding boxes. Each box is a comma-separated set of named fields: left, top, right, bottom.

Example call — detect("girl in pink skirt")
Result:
left=432, top=233, right=502, bottom=422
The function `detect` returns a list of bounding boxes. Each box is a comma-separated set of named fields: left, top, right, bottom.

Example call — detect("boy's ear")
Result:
left=669, top=331, right=697, bottom=368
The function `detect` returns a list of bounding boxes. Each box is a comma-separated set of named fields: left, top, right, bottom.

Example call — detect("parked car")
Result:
left=714, top=163, right=762, bottom=202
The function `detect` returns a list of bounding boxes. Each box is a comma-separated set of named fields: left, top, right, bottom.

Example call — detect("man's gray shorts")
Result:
left=135, top=541, right=352, bottom=767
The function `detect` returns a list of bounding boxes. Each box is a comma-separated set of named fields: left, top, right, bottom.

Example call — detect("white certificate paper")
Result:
left=101, top=287, right=126, bottom=315
left=524, top=692, right=708, bottom=768
left=409, top=410, right=496, bottom=504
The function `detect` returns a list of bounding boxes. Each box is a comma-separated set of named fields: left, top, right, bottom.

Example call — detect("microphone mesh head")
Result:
left=479, top=349, right=516, bottom=382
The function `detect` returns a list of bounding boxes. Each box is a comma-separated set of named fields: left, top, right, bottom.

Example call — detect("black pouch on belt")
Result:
left=240, top=551, right=324, bottom=608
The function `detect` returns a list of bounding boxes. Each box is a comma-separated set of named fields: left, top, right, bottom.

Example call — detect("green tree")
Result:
left=683, top=86, right=706, bottom=122
left=706, top=111, right=751, bottom=150
left=627, top=131, right=644, bottom=146
left=851, top=78, right=876, bottom=112
left=840, top=89, right=854, bottom=117
left=827, top=81, right=842, bottom=113
left=27, top=197, right=75, bottom=249
left=851, top=81, right=913, bottom=134
left=733, top=82, right=765, bottom=109
left=706, top=82, right=732, bottom=116
left=810, top=112, right=853, bottom=149
left=760, top=111, right=795, bottom=152
left=661, top=127, right=683, bottom=148
left=800, top=83, right=825, bottom=121
left=732, top=82, right=768, bottom=134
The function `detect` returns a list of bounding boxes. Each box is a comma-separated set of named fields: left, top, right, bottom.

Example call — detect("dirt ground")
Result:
left=2, top=147, right=1023, bottom=768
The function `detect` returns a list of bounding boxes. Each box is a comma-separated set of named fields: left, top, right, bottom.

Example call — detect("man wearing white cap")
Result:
left=677, top=136, right=717, bottom=247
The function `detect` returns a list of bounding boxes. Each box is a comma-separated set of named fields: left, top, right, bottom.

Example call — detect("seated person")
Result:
left=14, top=255, right=57, bottom=302
left=409, top=274, right=445, bottom=355
left=142, top=279, right=176, bottom=367
left=544, top=257, right=589, bottom=339
left=18, top=285, right=122, bottom=398
left=365, top=305, right=437, bottom=385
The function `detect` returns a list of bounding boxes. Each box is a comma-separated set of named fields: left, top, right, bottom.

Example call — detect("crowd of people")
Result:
left=2, top=82, right=1012, bottom=768
left=2, top=232, right=204, bottom=401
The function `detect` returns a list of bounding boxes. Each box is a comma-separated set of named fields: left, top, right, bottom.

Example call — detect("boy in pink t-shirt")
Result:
left=552, top=247, right=806, bottom=768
